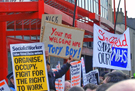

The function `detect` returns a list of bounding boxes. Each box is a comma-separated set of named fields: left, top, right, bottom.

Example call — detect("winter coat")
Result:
left=48, top=63, right=71, bottom=90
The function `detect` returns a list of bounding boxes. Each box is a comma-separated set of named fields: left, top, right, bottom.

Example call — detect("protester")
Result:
left=69, top=86, right=84, bottom=91
left=45, top=50, right=73, bottom=90
left=83, top=83, right=98, bottom=91
left=100, top=71, right=108, bottom=81
left=103, top=71, right=128, bottom=83
left=99, top=71, right=109, bottom=85
left=96, top=83, right=114, bottom=91
left=64, top=81, right=71, bottom=91
left=7, top=72, right=15, bottom=91
left=106, top=79, right=135, bottom=91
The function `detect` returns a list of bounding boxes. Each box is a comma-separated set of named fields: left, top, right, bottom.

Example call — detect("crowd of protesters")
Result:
left=6, top=50, right=135, bottom=91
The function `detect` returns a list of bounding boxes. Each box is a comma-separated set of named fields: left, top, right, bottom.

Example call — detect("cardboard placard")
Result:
left=41, top=21, right=85, bottom=60
left=10, top=43, right=49, bottom=91
left=40, top=14, right=62, bottom=41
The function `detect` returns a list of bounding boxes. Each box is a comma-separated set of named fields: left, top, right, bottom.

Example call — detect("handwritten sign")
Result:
left=41, top=21, right=85, bottom=60
left=10, top=43, right=49, bottom=91
left=86, top=69, right=99, bottom=85
left=70, top=61, right=81, bottom=87
left=93, top=24, right=131, bottom=70
left=40, top=14, right=62, bottom=41
left=0, top=79, right=10, bottom=91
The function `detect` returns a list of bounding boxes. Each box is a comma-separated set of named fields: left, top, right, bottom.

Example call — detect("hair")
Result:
left=96, top=83, right=114, bottom=91
left=106, top=71, right=128, bottom=83
left=69, top=86, right=84, bottom=91
left=83, top=83, right=98, bottom=90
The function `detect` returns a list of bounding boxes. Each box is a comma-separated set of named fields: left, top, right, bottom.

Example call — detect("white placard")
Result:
left=70, top=61, right=81, bottom=87
left=0, top=79, right=10, bottom=91
left=93, top=24, right=131, bottom=70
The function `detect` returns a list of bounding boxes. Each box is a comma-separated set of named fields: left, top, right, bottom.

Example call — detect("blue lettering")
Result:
left=111, top=47, right=128, bottom=68
left=57, top=47, right=63, bottom=55
left=73, top=49, right=77, bottom=57
left=52, top=47, right=55, bottom=53
left=55, top=47, right=59, bottom=54
left=48, top=44, right=63, bottom=55
left=48, top=44, right=53, bottom=53
left=70, top=48, right=73, bottom=55
left=65, top=46, right=70, bottom=56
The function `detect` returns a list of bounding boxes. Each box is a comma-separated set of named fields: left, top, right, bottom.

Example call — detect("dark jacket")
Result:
left=48, top=63, right=71, bottom=90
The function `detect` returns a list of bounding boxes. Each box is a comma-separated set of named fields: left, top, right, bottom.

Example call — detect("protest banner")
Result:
left=0, top=79, right=10, bottom=91
left=70, top=61, right=81, bottom=87
left=41, top=21, right=85, bottom=60
left=93, top=24, right=131, bottom=70
left=86, top=69, right=99, bottom=85
left=81, top=57, right=89, bottom=86
left=40, top=14, right=62, bottom=41
left=10, top=43, right=49, bottom=91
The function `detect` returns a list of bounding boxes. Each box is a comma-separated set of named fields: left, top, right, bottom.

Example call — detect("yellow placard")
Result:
left=10, top=43, right=49, bottom=91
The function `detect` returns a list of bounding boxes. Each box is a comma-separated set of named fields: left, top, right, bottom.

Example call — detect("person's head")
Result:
left=7, top=72, right=14, bottom=85
left=96, top=83, right=114, bottom=91
left=64, top=81, right=71, bottom=91
left=100, top=72, right=108, bottom=81
left=45, top=50, right=49, bottom=59
left=45, top=50, right=51, bottom=72
left=46, top=60, right=50, bottom=72
left=107, top=79, right=135, bottom=91
left=69, top=86, right=84, bottom=91
left=103, top=71, right=128, bottom=83
left=83, top=83, right=98, bottom=91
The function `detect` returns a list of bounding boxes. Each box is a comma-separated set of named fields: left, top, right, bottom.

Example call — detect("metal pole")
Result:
left=72, top=0, right=77, bottom=27
left=114, top=0, right=121, bottom=33
left=113, top=0, right=116, bottom=33
left=124, top=0, right=127, bottom=30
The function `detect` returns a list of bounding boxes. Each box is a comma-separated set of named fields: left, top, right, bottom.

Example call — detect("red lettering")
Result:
left=98, top=29, right=105, bottom=41
left=59, top=38, right=61, bottom=43
left=72, top=41, right=81, bottom=47
left=54, top=31, right=63, bottom=37
left=122, top=34, right=128, bottom=46
left=49, top=36, right=54, bottom=42
left=51, top=28, right=57, bottom=35
left=49, top=36, right=71, bottom=46
left=54, top=37, right=58, bottom=43
left=65, top=33, right=72, bottom=39
left=109, top=37, right=117, bottom=44
left=115, top=39, right=121, bottom=47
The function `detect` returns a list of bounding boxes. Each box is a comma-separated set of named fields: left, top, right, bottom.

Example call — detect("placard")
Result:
left=81, top=57, right=89, bottom=86
left=40, top=14, right=62, bottom=41
left=70, top=61, right=81, bottom=87
left=10, top=43, right=49, bottom=91
left=93, top=24, right=131, bottom=70
left=0, top=79, right=10, bottom=91
left=41, top=21, right=85, bottom=60
left=52, top=67, right=65, bottom=91
left=86, top=69, right=99, bottom=85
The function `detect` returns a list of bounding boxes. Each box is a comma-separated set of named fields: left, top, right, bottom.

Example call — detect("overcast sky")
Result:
left=113, top=0, right=135, bottom=18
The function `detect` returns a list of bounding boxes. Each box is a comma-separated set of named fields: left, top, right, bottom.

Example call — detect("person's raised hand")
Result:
left=67, top=55, right=73, bottom=63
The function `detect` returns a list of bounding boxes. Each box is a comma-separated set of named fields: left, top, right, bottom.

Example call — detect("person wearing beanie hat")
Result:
left=7, top=72, right=16, bottom=91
